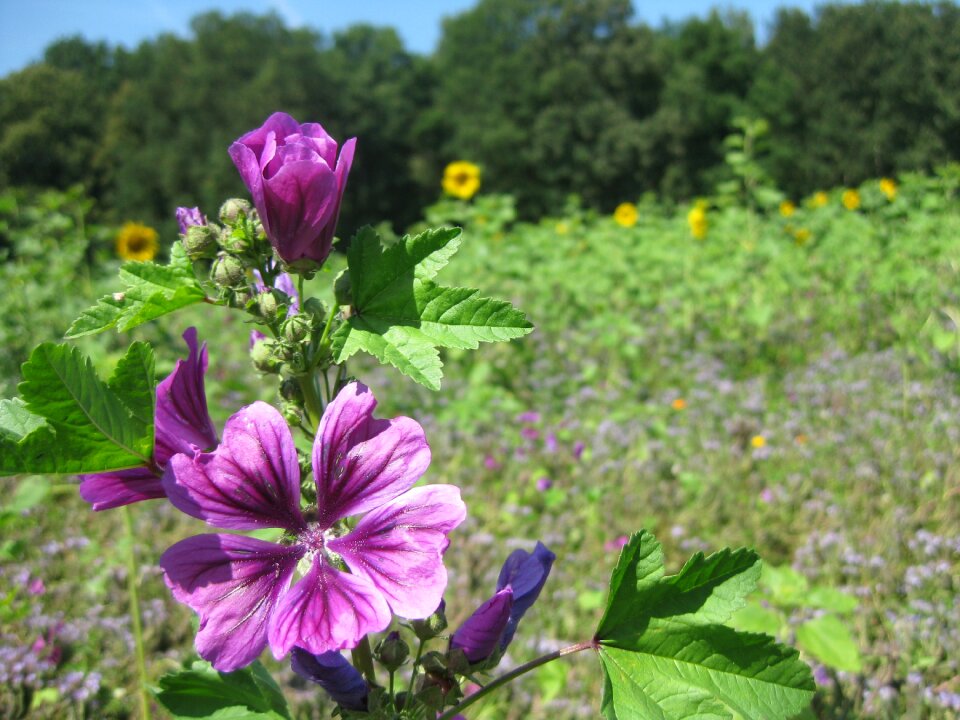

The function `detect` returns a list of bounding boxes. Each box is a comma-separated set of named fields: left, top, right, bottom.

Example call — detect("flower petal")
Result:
left=163, top=402, right=304, bottom=531
left=312, top=382, right=431, bottom=527
left=78, top=466, right=163, bottom=511
left=233, top=112, right=301, bottom=158
left=290, top=648, right=368, bottom=711
left=449, top=588, right=513, bottom=663
left=262, top=159, right=338, bottom=264
left=496, top=541, right=555, bottom=649
left=267, top=558, right=390, bottom=658
left=329, top=484, right=466, bottom=619
left=154, top=327, right=218, bottom=466
left=160, top=534, right=302, bottom=672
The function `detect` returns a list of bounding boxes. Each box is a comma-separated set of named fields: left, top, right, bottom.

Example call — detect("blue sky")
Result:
left=0, top=0, right=834, bottom=77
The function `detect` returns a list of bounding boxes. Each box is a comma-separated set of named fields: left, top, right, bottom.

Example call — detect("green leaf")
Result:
left=3, top=476, right=50, bottom=513
left=0, top=343, right=155, bottom=476
left=66, top=243, right=206, bottom=338
left=155, top=660, right=291, bottom=720
left=0, top=398, right=47, bottom=442
left=730, top=602, right=783, bottom=637
left=795, top=615, right=863, bottom=672
left=107, top=341, right=156, bottom=427
left=804, top=587, right=858, bottom=615
left=596, top=531, right=814, bottom=719
left=332, top=226, right=532, bottom=390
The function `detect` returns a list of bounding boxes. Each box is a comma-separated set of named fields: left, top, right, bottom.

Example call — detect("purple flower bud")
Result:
left=175, top=206, right=206, bottom=234
left=450, top=588, right=514, bottom=663
left=290, top=648, right=368, bottom=711
left=535, top=476, right=552, bottom=492
left=229, top=112, right=356, bottom=272
left=450, top=542, right=555, bottom=663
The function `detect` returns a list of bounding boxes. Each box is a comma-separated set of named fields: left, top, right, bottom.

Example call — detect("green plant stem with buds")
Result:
left=435, top=641, right=595, bottom=720
left=122, top=506, right=152, bottom=720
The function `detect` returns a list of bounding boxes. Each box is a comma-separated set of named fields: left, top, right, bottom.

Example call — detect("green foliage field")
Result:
left=2, top=166, right=959, bottom=717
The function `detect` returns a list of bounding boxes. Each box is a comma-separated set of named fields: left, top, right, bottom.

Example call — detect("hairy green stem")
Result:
left=121, top=506, right=152, bottom=720
left=435, top=641, right=594, bottom=720
left=352, top=635, right=377, bottom=685
left=317, top=301, right=339, bottom=351
left=406, top=637, right=426, bottom=701
left=298, top=373, right=325, bottom=428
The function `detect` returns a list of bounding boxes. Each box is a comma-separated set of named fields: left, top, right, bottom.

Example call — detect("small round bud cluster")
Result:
left=183, top=224, right=219, bottom=260
left=211, top=253, right=245, bottom=288
left=374, top=631, right=409, bottom=672
left=219, top=198, right=252, bottom=225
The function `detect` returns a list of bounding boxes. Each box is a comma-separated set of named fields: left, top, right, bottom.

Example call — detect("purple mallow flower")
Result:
left=79, top=328, right=218, bottom=510
left=160, top=382, right=466, bottom=671
left=450, top=542, right=555, bottom=663
left=175, top=206, right=206, bottom=234
left=229, top=112, right=356, bottom=271
left=291, top=647, right=368, bottom=711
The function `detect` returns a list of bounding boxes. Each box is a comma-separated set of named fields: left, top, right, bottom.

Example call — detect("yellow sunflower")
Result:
left=841, top=189, right=861, bottom=211
left=879, top=177, right=897, bottom=201
left=779, top=200, right=796, bottom=217
left=116, top=222, right=159, bottom=261
left=793, top=227, right=812, bottom=245
left=809, top=191, right=829, bottom=208
left=613, top=202, right=639, bottom=227
left=442, top=161, right=481, bottom=200
left=687, top=203, right=708, bottom=240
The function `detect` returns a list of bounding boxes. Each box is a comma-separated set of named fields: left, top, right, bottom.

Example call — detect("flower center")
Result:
left=296, top=524, right=349, bottom=575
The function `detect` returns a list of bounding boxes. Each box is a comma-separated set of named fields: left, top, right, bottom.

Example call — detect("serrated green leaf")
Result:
left=0, top=398, right=47, bottom=442
left=796, top=615, right=862, bottom=672
left=5, top=476, right=50, bottom=513
left=154, top=660, right=291, bottom=720
left=0, top=343, right=154, bottom=476
left=596, top=531, right=814, bottom=719
left=65, top=244, right=206, bottom=338
left=333, top=226, right=533, bottom=389
left=107, top=341, right=156, bottom=427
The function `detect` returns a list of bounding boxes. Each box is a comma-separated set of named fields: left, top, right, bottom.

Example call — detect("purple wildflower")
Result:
left=290, top=648, right=368, bottom=711
left=572, top=441, right=585, bottom=460
left=450, top=542, right=555, bottom=663
left=160, top=382, right=466, bottom=671
left=175, top=206, right=207, bottom=234
left=79, top=328, right=218, bottom=510
left=535, top=476, right=553, bottom=492
left=229, top=112, right=356, bottom=271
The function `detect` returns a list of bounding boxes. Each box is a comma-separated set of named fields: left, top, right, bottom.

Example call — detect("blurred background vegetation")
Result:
left=1, top=0, right=958, bottom=238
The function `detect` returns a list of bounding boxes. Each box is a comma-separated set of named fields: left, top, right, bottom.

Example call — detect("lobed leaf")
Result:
left=596, top=531, right=815, bottom=719
left=333, top=226, right=532, bottom=389
left=154, top=660, right=291, bottom=720
left=66, top=244, right=206, bottom=338
left=0, top=343, right=155, bottom=476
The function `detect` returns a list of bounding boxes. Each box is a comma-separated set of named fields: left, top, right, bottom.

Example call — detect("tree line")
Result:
left=1, top=0, right=958, bottom=236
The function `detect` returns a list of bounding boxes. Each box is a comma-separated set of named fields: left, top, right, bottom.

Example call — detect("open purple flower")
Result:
left=160, top=382, right=466, bottom=672
left=291, top=648, right=368, bottom=711
left=79, top=328, right=218, bottom=510
left=229, top=112, right=356, bottom=271
left=450, top=542, right=555, bottom=663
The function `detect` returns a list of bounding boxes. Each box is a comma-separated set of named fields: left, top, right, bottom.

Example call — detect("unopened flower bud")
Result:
left=288, top=350, right=307, bottom=374
left=279, top=378, right=304, bottom=404
left=412, top=600, right=448, bottom=641
left=221, top=226, right=253, bottom=254
left=257, top=291, right=279, bottom=319
left=219, top=198, right=252, bottom=225
left=250, top=338, right=277, bottom=373
left=211, top=253, right=246, bottom=288
left=282, top=314, right=311, bottom=344
left=183, top=224, right=219, bottom=260
left=374, top=631, right=409, bottom=671
left=282, top=402, right=303, bottom=426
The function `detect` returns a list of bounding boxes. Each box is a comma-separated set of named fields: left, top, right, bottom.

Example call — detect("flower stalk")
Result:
left=435, top=641, right=594, bottom=720
left=122, top=506, right=152, bottom=720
